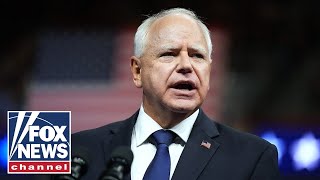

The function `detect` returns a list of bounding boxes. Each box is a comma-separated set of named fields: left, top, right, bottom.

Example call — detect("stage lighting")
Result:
left=0, top=136, right=7, bottom=169
left=290, top=132, right=320, bottom=171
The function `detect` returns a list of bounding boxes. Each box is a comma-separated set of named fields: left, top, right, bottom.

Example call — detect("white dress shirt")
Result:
left=130, top=105, right=199, bottom=180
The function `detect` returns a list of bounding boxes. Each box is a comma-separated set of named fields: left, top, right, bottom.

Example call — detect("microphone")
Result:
left=99, top=146, right=133, bottom=180
left=54, top=146, right=90, bottom=180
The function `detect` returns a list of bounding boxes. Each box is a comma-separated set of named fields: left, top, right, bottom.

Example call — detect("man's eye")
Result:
left=191, top=53, right=204, bottom=59
left=160, top=52, right=175, bottom=57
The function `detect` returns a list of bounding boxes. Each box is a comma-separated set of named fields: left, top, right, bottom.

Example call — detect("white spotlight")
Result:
left=290, top=132, right=320, bottom=171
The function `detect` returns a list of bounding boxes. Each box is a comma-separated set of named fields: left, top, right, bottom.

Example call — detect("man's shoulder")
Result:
left=72, top=110, right=138, bottom=140
left=214, top=121, right=273, bottom=150
left=200, top=110, right=271, bottom=149
left=72, top=119, right=130, bottom=141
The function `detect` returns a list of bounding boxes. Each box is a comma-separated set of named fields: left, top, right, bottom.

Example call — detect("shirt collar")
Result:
left=170, top=109, right=199, bottom=143
left=133, top=105, right=199, bottom=147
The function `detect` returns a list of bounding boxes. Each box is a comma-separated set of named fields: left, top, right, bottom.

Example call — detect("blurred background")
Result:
left=0, top=0, right=319, bottom=179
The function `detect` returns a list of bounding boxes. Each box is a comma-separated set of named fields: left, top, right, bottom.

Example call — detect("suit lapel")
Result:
left=172, top=110, right=220, bottom=180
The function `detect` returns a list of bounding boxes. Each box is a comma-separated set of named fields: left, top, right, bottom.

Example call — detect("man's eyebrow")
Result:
left=157, top=44, right=208, bottom=54
left=188, top=44, right=207, bottom=55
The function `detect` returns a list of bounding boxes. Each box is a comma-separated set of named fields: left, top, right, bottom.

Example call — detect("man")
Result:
left=72, top=8, right=280, bottom=180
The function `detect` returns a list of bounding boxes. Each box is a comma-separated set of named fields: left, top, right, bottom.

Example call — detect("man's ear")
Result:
left=130, top=56, right=142, bottom=88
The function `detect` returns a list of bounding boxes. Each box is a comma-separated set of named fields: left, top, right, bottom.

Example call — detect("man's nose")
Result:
left=176, top=52, right=193, bottom=74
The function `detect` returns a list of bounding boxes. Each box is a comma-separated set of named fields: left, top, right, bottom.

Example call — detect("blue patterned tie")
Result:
left=143, top=130, right=174, bottom=180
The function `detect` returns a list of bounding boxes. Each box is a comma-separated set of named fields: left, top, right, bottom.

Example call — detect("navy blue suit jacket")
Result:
left=72, top=109, right=280, bottom=180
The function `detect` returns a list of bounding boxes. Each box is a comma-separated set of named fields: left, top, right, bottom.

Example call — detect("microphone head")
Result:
left=71, top=146, right=91, bottom=178
left=108, top=146, right=133, bottom=174
left=54, top=146, right=90, bottom=180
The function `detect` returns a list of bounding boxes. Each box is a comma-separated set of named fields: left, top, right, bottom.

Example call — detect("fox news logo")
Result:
left=7, top=111, right=71, bottom=174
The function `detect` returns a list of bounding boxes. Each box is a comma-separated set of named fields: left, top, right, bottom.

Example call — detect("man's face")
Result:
left=132, top=14, right=211, bottom=117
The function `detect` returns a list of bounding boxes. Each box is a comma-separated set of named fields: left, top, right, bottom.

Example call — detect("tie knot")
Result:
left=152, top=130, right=174, bottom=146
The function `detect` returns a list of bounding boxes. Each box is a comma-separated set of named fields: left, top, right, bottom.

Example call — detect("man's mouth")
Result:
left=170, top=81, right=196, bottom=91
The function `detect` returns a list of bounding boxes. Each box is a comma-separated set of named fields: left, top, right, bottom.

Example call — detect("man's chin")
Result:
left=166, top=102, right=199, bottom=114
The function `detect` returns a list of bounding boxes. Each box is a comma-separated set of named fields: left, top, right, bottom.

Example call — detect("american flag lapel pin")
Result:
left=200, top=140, right=211, bottom=149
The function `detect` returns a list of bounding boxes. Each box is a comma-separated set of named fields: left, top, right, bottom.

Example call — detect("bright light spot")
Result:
left=290, top=132, right=320, bottom=171
left=261, top=131, right=285, bottom=164
left=0, top=136, right=8, bottom=168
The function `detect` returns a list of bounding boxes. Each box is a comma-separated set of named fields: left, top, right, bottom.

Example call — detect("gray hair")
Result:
left=134, top=8, right=212, bottom=58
